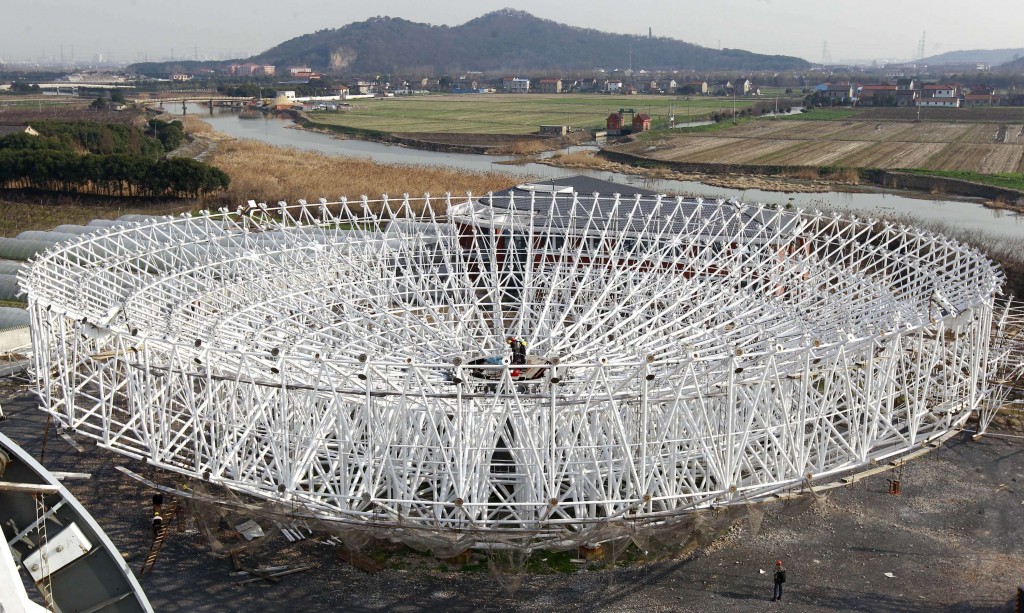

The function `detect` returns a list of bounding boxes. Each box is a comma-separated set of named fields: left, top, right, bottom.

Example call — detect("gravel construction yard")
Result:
left=2, top=381, right=1023, bottom=612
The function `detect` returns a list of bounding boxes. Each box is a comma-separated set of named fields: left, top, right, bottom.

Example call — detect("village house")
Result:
left=963, top=94, right=998, bottom=107
left=536, top=79, right=562, bottom=94
left=896, top=78, right=917, bottom=92
left=604, top=80, right=623, bottom=93
left=918, top=83, right=960, bottom=108
left=658, top=78, right=677, bottom=92
left=452, top=77, right=479, bottom=92
left=731, top=79, right=752, bottom=95
left=501, top=77, right=530, bottom=93
left=855, top=84, right=898, bottom=106
left=895, top=89, right=919, bottom=107
left=922, top=84, right=958, bottom=98
left=286, top=70, right=322, bottom=82
left=684, top=81, right=708, bottom=94
left=917, top=96, right=960, bottom=108
left=632, top=113, right=651, bottom=132
left=350, top=80, right=375, bottom=95
left=824, top=84, right=854, bottom=101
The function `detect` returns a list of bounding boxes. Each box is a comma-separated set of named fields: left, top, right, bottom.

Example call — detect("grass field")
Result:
left=616, top=116, right=1024, bottom=175
left=303, top=94, right=756, bottom=134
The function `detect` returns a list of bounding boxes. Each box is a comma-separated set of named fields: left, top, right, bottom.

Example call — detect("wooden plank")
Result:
left=335, top=546, right=383, bottom=573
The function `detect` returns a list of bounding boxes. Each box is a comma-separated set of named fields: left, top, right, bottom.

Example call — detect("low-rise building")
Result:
left=856, top=84, right=898, bottom=106
left=607, top=112, right=625, bottom=134
left=895, top=89, right=919, bottom=107
left=963, top=94, right=997, bottom=107
left=536, top=79, right=562, bottom=94
left=501, top=77, right=530, bottom=93
left=824, top=84, right=853, bottom=101
left=923, top=84, right=958, bottom=98
left=683, top=81, right=708, bottom=94
left=229, top=63, right=276, bottom=77
left=631, top=113, right=651, bottom=132
left=539, top=125, right=568, bottom=135
left=917, top=96, right=960, bottom=108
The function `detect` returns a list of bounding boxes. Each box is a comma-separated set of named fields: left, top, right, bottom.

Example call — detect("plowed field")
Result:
left=624, top=119, right=1024, bottom=173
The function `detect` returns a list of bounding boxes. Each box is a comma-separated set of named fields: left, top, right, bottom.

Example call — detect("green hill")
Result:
left=142, top=9, right=809, bottom=75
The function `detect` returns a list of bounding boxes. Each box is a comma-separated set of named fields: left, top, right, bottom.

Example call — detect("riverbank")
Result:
left=529, top=150, right=844, bottom=194
left=293, top=111, right=593, bottom=156
left=597, top=148, right=1024, bottom=210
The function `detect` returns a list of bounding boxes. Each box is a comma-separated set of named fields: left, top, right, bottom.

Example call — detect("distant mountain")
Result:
left=996, top=56, right=1024, bottom=73
left=920, top=48, right=1024, bottom=65
left=237, top=9, right=809, bottom=74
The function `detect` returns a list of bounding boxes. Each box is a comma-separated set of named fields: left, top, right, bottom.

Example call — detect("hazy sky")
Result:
left=4, top=0, right=1022, bottom=65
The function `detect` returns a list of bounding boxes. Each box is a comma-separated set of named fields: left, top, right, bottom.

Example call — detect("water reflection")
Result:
left=170, top=105, right=1024, bottom=239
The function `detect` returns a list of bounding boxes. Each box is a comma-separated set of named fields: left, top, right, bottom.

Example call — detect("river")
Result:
left=173, top=105, right=1024, bottom=240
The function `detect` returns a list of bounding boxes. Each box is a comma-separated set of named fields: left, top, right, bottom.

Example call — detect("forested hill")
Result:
left=920, top=48, right=1024, bottom=65
left=241, top=9, right=809, bottom=74
left=996, top=56, right=1024, bottom=73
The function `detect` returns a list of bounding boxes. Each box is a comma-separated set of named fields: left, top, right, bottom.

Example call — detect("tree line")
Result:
left=0, top=119, right=227, bottom=199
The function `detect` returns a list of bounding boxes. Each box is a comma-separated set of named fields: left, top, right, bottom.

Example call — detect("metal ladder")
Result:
left=139, top=497, right=179, bottom=576
left=34, top=493, right=54, bottom=611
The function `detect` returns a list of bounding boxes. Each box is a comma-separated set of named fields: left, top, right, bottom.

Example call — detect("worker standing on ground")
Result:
left=773, top=559, right=786, bottom=601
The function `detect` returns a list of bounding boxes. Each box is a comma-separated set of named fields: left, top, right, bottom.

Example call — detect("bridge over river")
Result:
left=139, top=96, right=254, bottom=111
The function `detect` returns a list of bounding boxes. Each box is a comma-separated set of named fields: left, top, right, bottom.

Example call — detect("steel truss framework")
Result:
left=19, top=190, right=1011, bottom=549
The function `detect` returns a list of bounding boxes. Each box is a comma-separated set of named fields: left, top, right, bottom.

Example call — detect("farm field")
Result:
left=616, top=118, right=1024, bottom=174
left=302, top=93, right=760, bottom=134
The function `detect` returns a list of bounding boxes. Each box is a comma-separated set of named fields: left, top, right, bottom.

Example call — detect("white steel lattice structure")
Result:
left=19, top=182, right=1008, bottom=549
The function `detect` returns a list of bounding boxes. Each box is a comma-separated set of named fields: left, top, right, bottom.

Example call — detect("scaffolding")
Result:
left=18, top=190, right=1019, bottom=551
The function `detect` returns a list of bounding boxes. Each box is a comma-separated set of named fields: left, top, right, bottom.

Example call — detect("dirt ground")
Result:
left=2, top=381, right=1023, bottom=612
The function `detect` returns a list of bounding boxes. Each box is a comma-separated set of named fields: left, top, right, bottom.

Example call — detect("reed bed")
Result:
left=177, top=115, right=216, bottom=135
left=207, top=139, right=525, bottom=206
left=496, top=139, right=550, bottom=156
left=547, top=150, right=608, bottom=169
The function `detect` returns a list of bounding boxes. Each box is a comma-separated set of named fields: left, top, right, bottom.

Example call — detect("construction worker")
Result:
left=507, top=337, right=527, bottom=366
left=507, top=336, right=527, bottom=378
left=773, top=559, right=786, bottom=601
left=152, top=512, right=163, bottom=537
